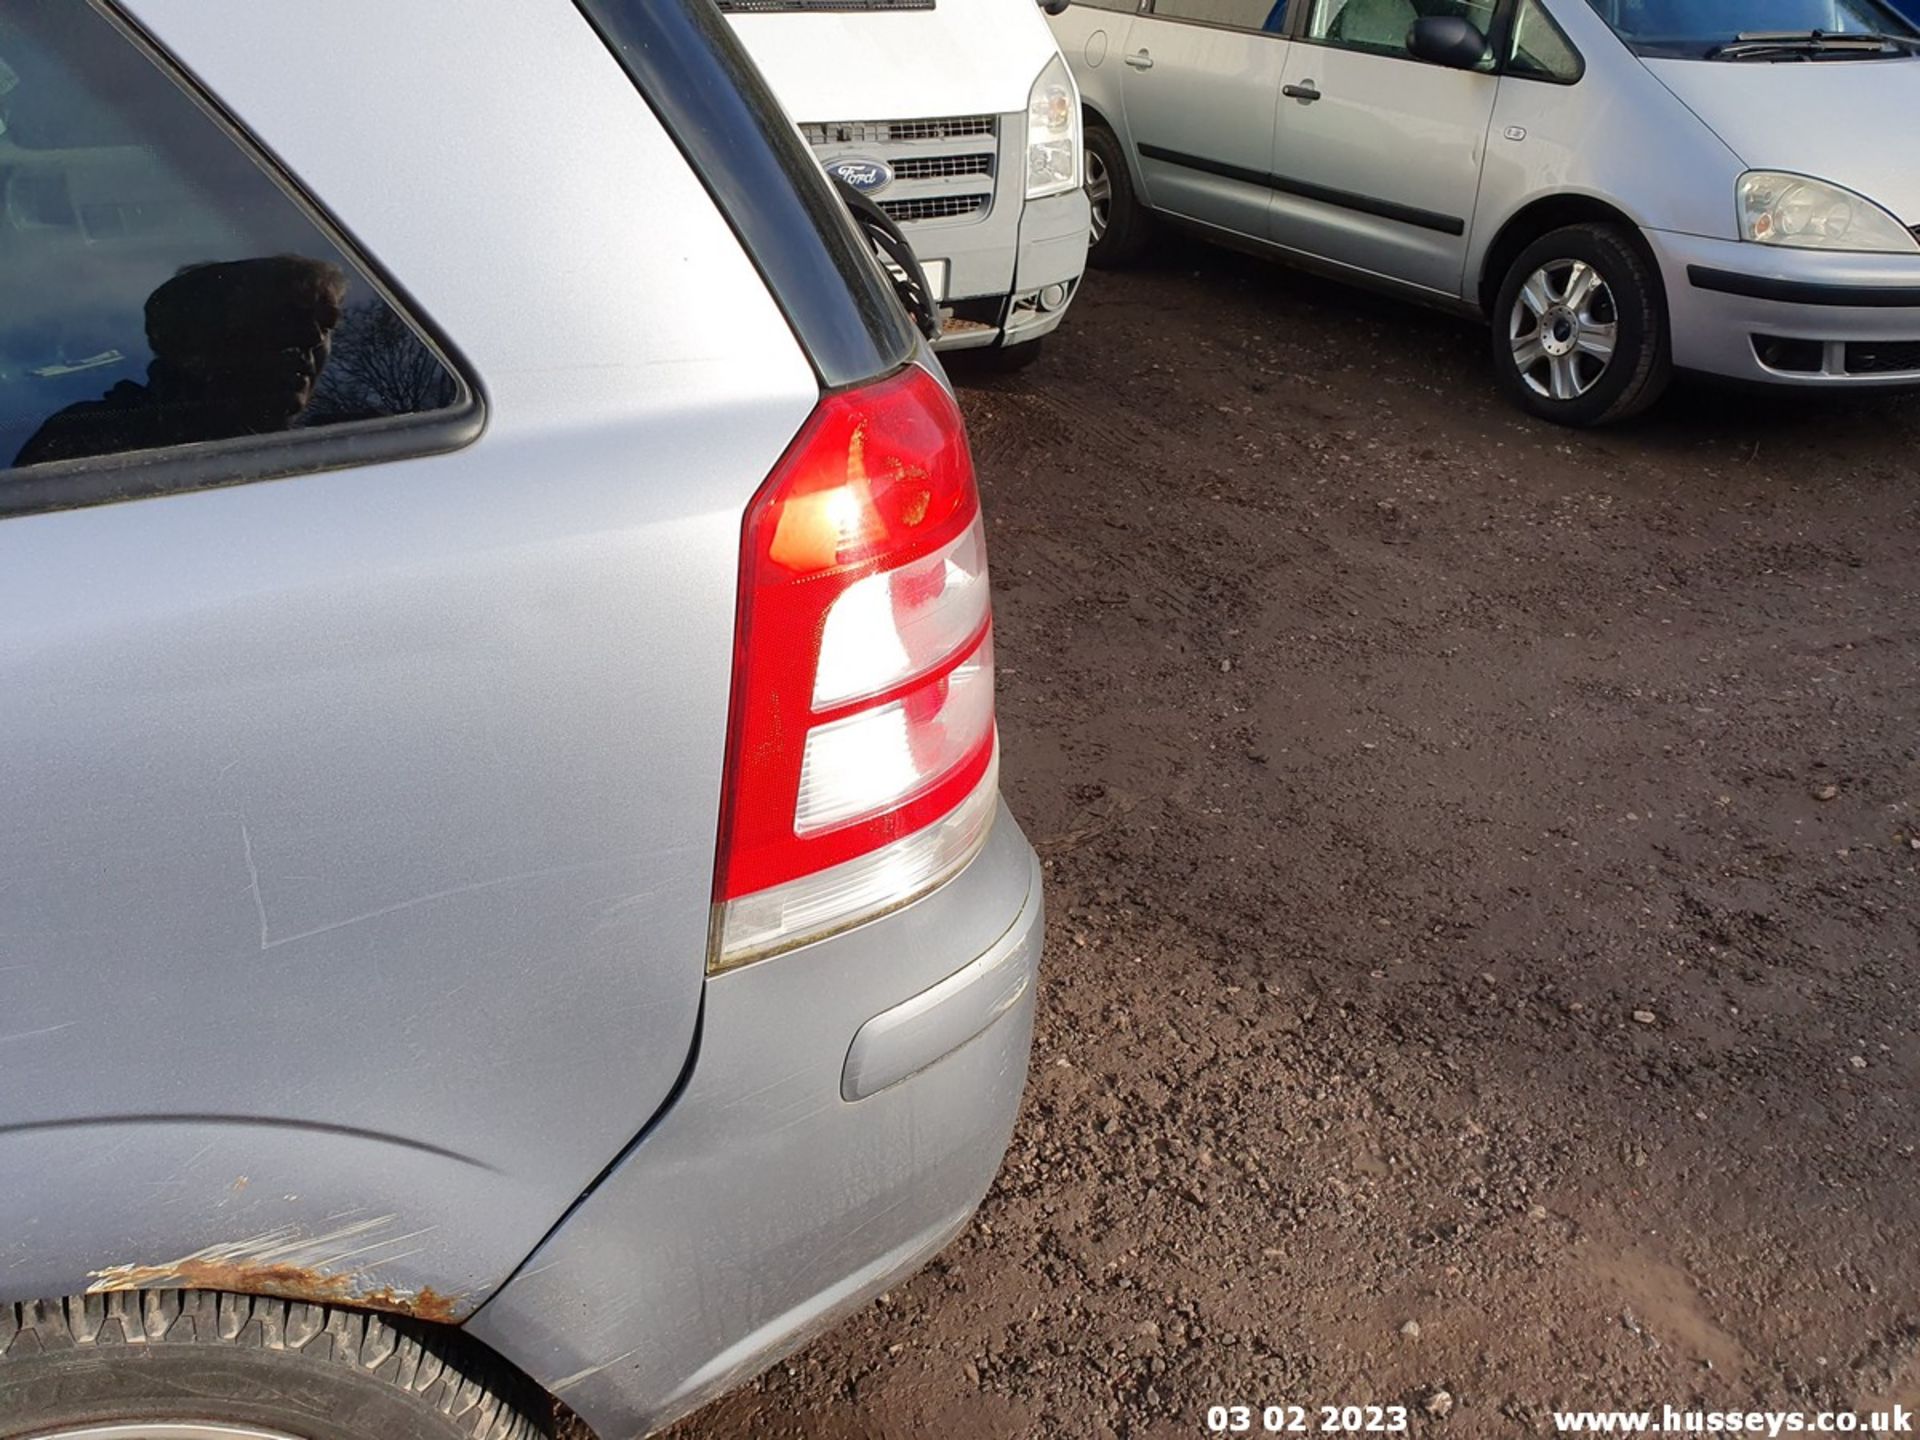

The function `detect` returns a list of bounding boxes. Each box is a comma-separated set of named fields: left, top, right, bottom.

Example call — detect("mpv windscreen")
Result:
left=1584, top=0, right=1920, bottom=55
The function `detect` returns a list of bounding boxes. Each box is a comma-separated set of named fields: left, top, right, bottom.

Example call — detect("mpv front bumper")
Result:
left=466, top=806, right=1043, bottom=1438
left=1650, top=229, right=1920, bottom=386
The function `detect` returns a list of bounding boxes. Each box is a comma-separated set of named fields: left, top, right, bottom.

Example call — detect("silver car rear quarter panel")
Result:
left=467, top=810, right=1044, bottom=1440
left=0, top=0, right=817, bottom=1318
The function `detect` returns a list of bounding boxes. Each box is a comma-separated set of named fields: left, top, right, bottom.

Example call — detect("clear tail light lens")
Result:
left=813, top=521, right=989, bottom=709
left=797, top=634, right=994, bottom=835
left=711, top=365, right=999, bottom=972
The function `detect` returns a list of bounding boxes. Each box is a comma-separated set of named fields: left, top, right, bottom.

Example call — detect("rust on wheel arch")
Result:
left=87, top=1257, right=464, bottom=1324
left=84, top=1218, right=468, bottom=1324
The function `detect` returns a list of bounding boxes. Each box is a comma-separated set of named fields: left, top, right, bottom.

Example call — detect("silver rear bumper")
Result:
left=467, top=807, right=1043, bottom=1438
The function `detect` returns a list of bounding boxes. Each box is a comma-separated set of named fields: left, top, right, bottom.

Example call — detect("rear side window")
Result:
left=0, top=0, right=471, bottom=508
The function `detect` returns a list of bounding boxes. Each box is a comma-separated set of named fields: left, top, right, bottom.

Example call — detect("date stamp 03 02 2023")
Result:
left=1207, top=1405, right=1415, bottom=1434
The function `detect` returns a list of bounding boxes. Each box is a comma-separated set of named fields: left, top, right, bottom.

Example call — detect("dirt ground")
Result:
left=672, top=239, right=1920, bottom=1439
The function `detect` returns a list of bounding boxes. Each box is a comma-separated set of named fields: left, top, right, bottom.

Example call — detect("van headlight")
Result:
left=1738, top=172, right=1918, bottom=253
left=1026, top=54, right=1080, bottom=200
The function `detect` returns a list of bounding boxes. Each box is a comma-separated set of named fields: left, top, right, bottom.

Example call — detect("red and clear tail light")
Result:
left=710, top=365, right=999, bottom=972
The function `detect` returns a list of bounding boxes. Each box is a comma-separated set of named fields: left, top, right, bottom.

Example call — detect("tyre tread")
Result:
left=1086, top=123, right=1151, bottom=268
left=0, top=1288, right=551, bottom=1440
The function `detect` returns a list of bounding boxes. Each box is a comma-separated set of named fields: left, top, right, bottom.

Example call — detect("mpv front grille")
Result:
left=804, top=115, right=999, bottom=228
left=1844, top=339, right=1920, bottom=375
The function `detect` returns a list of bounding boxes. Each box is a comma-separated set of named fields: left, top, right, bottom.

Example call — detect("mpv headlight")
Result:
left=1738, top=172, right=1918, bottom=253
left=1026, top=54, right=1080, bottom=200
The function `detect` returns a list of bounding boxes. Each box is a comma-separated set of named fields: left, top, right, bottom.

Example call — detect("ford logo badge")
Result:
left=827, top=157, right=895, bottom=195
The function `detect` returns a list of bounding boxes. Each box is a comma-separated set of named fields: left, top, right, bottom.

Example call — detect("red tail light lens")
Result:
left=711, top=365, right=999, bottom=971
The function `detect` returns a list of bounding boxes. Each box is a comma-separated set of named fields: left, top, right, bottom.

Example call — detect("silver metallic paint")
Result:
left=468, top=812, right=1044, bottom=1438
left=2, top=0, right=819, bottom=1318
left=1053, top=0, right=1920, bottom=387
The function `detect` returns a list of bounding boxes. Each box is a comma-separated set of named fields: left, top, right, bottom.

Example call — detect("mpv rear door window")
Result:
left=0, top=0, right=473, bottom=511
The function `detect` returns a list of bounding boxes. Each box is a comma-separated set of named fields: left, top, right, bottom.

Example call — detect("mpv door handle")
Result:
left=1124, top=50, right=1154, bottom=69
left=1282, top=81, right=1321, bottom=101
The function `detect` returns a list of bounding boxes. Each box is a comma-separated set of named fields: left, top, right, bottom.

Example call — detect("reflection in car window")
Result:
left=1151, top=0, right=1290, bottom=32
left=1581, top=0, right=1919, bottom=57
left=0, top=0, right=462, bottom=475
left=1306, top=0, right=1496, bottom=56
left=1509, top=0, right=1584, bottom=78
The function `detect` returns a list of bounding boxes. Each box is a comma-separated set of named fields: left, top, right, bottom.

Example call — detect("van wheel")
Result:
left=980, top=337, right=1044, bottom=373
left=1492, top=222, right=1670, bottom=427
left=0, top=1290, right=553, bottom=1440
left=1085, top=124, right=1149, bottom=267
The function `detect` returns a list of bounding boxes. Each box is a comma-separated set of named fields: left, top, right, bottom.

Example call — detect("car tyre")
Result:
left=0, top=1290, right=553, bottom=1440
left=1491, top=222, right=1670, bottom=427
left=979, top=337, right=1045, bottom=373
left=1085, top=124, right=1150, bottom=268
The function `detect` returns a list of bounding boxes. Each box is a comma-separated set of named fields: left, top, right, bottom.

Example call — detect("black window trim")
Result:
left=1141, top=0, right=1293, bottom=38
left=572, top=0, right=918, bottom=394
left=0, top=0, right=487, bottom=521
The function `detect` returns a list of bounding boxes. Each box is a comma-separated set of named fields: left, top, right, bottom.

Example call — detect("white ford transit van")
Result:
left=726, top=0, right=1093, bottom=367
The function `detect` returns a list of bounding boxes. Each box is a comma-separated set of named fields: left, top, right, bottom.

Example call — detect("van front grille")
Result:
left=804, top=115, right=1000, bottom=228
left=892, top=154, right=993, bottom=181
left=802, top=116, right=996, bottom=146
left=878, top=194, right=991, bottom=223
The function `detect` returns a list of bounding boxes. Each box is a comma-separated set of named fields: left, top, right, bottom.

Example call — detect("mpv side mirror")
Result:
left=1040, top=0, right=1071, bottom=12
left=1406, top=15, right=1489, bottom=68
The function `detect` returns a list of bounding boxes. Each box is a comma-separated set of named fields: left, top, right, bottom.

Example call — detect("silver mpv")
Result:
left=1055, top=0, right=1920, bottom=425
left=0, top=3, right=1041, bottom=1438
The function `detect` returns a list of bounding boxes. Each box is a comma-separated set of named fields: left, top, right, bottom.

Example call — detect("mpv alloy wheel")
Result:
left=1085, top=148, right=1112, bottom=245
left=1490, top=221, right=1671, bottom=427
left=1509, top=258, right=1617, bottom=402
left=1082, top=124, right=1149, bottom=266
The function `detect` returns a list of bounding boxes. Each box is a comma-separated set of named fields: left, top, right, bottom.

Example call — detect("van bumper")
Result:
left=1650, top=229, right=1920, bottom=386
left=465, top=806, right=1044, bottom=1439
left=911, top=122, right=1088, bottom=351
